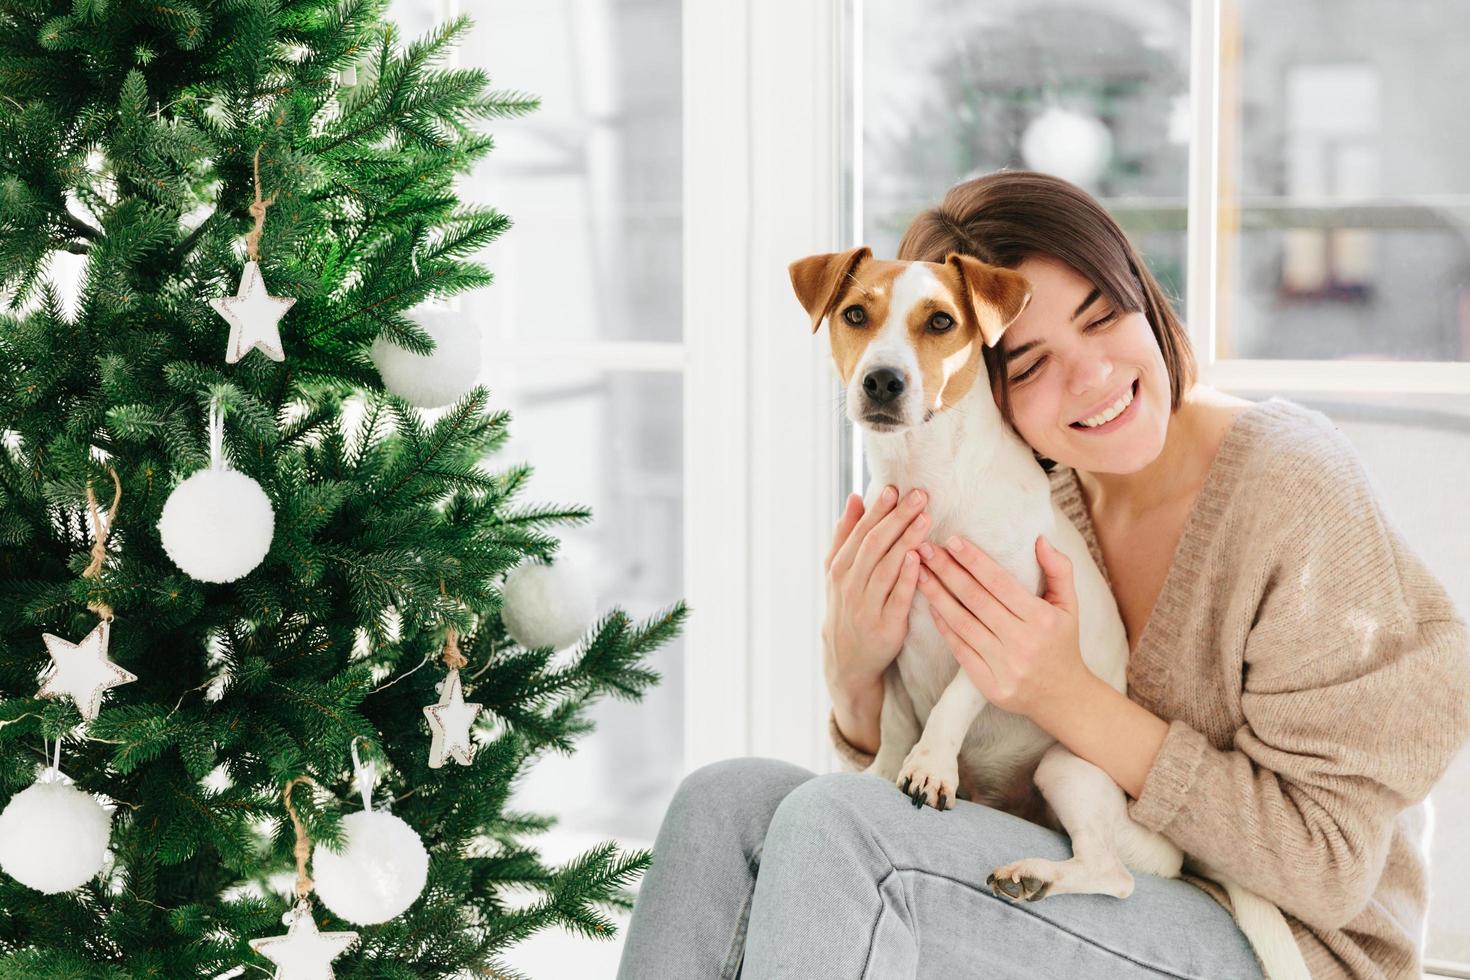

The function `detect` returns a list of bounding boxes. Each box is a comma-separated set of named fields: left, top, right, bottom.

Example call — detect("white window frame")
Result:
left=682, top=0, right=1470, bottom=765
left=1189, top=0, right=1470, bottom=396
left=684, top=0, right=1469, bottom=971
left=682, top=0, right=852, bottom=773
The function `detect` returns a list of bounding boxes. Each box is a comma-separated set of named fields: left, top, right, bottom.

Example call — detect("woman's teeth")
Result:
left=1075, top=381, right=1134, bottom=428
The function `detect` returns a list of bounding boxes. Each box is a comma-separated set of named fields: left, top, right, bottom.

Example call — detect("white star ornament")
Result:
left=423, top=668, right=483, bottom=768
left=249, top=907, right=358, bottom=980
left=211, top=260, right=295, bottom=364
left=37, top=620, right=137, bottom=721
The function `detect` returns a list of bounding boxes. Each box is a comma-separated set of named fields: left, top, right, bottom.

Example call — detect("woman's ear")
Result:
left=788, top=246, right=872, bottom=333
left=946, top=253, right=1032, bottom=348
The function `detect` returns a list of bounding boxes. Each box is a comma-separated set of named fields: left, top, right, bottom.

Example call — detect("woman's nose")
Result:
left=1065, top=354, right=1113, bottom=395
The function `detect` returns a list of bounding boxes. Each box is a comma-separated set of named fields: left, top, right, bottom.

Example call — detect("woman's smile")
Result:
left=1070, top=378, right=1141, bottom=435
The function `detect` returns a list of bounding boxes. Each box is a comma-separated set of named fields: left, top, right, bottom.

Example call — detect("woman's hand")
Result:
left=822, top=486, right=931, bottom=694
left=915, top=533, right=1089, bottom=721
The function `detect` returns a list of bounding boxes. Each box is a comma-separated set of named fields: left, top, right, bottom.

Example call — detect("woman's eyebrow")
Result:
left=1072, top=287, right=1101, bottom=320
left=1004, top=287, right=1105, bottom=364
left=1005, top=340, right=1040, bottom=363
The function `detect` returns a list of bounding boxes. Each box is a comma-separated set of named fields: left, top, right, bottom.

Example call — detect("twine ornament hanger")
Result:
left=439, top=578, right=468, bottom=671
left=211, top=144, right=295, bottom=364
left=423, top=582, right=483, bottom=768
left=252, top=774, right=358, bottom=976
left=36, top=467, right=137, bottom=722
left=244, top=145, right=278, bottom=264
left=282, top=774, right=323, bottom=901
left=278, top=740, right=387, bottom=903
left=83, top=466, right=122, bottom=621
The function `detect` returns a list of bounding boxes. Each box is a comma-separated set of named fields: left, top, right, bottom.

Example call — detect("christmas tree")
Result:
left=0, top=1, right=686, bottom=976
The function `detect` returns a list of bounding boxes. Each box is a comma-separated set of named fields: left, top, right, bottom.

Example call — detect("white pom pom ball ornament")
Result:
left=371, top=306, right=482, bottom=408
left=312, top=810, right=429, bottom=925
left=500, top=559, right=596, bottom=651
left=0, top=765, right=111, bottom=894
left=158, top=469, right=274, bottom=583
left=1019, top=106, right=1113, bottom=189
left=311, top=741, right=429, bottom=926
left=157, top=401, right=274, bottom=583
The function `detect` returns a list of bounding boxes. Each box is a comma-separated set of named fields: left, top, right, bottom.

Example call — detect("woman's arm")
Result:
left=1028, top=671, right=1168, bottom=800
left=828, top=669, right=883, bottom=760
left=1044, top=609, right=1470, bottom=933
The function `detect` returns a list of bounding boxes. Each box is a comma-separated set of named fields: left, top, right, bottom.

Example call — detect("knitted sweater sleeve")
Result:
left=1125, top=431, right=1470, bottom=933
left=828, top=709, right=876, bottom=772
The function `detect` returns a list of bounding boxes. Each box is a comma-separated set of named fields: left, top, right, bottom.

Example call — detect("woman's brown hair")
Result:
left=896, top=170, right=1196, bottom=467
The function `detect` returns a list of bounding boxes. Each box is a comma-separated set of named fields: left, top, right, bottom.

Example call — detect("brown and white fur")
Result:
left=789, top=246, right=1309, bottom=980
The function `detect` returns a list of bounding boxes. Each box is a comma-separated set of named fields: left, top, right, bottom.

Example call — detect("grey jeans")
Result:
left=616, top=757, right=1265, bottom=979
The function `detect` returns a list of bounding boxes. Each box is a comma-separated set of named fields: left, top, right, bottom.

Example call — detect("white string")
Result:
left=349, top=736, right=375, bottom=812
left=208, top=396, right=225, bottom=471
left=41, top=734, right=61, bottom=780
left=368, top=652, right=430, bottom=694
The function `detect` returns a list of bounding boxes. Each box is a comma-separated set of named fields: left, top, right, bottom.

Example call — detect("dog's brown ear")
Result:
left=947, top=253, right=1032, bottom=348
left=788, top=246, right=872, bottom=334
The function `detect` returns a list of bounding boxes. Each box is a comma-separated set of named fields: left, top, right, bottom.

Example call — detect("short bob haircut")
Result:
left=896, top=170, right=1197, bottom=469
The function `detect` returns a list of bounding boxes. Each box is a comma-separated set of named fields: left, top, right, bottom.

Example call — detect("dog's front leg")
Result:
left=896, top=670, right=987, bottom=810
left=987, top=741, right=1183, bottom=902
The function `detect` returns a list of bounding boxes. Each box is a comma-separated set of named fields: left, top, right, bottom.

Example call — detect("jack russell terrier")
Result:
left=789, top=246, right=1309, bottom=980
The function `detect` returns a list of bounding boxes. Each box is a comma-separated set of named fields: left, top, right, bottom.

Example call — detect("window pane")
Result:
left=493, top=365, right=685, bottom=975
left=389, top=0, right=685, bottom=972
left=1222, top=1, right=1470, bottom=362
left=452, top=0, right=683, bottom=344
left=857, top=0, right=1192, bottom=494
left=861, top=0, right=1192, bottom=303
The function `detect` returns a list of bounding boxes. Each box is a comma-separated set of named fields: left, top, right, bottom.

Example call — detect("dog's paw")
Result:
left=986, top=861, right=1056, bottom=903
left=987, top=857, right=1134, bottom=902
left=896, top=742, right=958, bottom=811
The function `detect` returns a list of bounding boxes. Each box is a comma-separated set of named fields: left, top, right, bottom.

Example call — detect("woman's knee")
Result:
left=764, top=771, right=1074, bottom=869
left=662, top=757, right=815, bottom=837
left=765, top=771, right=891, bottom=840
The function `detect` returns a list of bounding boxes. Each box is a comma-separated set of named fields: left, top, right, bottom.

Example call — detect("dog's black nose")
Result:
left=863, top=367, right=905, bottom=405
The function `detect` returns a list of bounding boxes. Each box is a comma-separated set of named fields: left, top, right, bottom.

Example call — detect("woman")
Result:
left=616, top=170, right=1470, bottom=979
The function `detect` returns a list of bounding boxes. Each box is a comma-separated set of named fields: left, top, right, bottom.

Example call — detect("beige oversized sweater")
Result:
left=827, top=397, right=1470, bottom=979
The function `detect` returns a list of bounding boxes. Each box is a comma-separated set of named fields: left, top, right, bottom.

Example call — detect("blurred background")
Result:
left=380, top=0, right=1469, bottom=975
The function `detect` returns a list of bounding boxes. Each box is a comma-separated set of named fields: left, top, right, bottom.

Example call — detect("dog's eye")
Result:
left=927, top=312, right=954, bottom=333
left=842, top=305, right=867, bottom=326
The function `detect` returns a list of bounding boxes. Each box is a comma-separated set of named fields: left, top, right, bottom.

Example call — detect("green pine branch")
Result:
left=0, top=1, right=683, bottom=975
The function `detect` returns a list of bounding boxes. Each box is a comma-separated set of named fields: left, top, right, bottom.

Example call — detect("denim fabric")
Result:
left=617, top=757, right=1264, bottom=980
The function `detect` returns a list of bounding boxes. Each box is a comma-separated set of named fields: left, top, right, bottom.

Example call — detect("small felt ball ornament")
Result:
left=0, top=770, right=111, bottom=894
left=158, top=469, right=274, bottom=583
left=500, top=559, right=596, bottom=651
left=311, top=743, right=429, bottom=925
left=312, top=811, right=429, bottom=925
left=157, top=400, right=274, bottom=583
left=370, top=306, right=482, bottom=408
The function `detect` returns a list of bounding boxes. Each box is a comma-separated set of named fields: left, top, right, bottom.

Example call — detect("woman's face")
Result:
left=998, top=254, right=1171, bottom=475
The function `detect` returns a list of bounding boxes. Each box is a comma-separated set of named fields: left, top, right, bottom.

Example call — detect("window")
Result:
left=387, top=0, right=686, bottom=974
left=858, top=0, right=1470, bottom=970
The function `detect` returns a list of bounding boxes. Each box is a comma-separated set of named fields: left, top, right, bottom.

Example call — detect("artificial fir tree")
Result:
left=0, top=1, right=686, bottom=976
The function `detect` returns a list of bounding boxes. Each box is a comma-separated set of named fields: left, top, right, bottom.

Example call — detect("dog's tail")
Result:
left=1196, top=860, right=1312, bottom=980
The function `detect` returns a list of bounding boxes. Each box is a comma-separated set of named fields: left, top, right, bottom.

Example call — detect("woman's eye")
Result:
left=1010, top=357, right=1044, bottom=384
left=928, top=312, right=954, bottom=333
left=1007, top=311, right=1118, bottom=384
left=842, top=305, right=867, bottom=325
